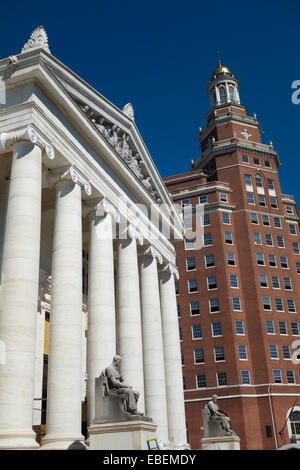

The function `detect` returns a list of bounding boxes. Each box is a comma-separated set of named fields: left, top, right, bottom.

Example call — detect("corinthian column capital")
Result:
left=47, top=165, right=91, bottom=195
left=0, top=125, right=55, bottom=160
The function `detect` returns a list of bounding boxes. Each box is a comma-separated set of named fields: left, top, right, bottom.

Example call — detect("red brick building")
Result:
left=164, top=63, right=300, bottom=450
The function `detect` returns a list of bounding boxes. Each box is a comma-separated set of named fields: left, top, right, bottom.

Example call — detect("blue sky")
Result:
left=1, top=0, right=300, bottom=203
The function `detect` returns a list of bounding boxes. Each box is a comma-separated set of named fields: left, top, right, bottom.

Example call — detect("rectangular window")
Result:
left=220, top=193, right=228, bottom=202
left=287, top=299, right=296, bottom=313
left=275, top=298, right=284, bottom=312
left=196, top=374, right=206, bottom=388
left=242, top=155, right=249, bottom=163
left=293, top=242, right=300, bottom=254
left=194, top=349, right=204, bottom=364
left=286, top=370, right=295, bottom=384
left=181, top=351, right=184, bottom=366
left=267, top=178, right=275, bottom=190
left=211, top=322, right=222, bottom=337
left=225, top=232, right=233, bottom=244
left=258, top=195, right=267, bottom=207
left=271, top=276, right=280, bottom=289
left=256, top=253, right=265, bottom=266
left=266, top=320, right=275, bottom=335
left=184, top=238, right=194, bottom=250
left=269, top=344, right=279, bottom=359
left=217, top=372, right=228, bottom=386
left=229, top=274, right=239, bottom=288
left=283, top=277, right=292, bottom=290
left=209, top=298, right=220, bottom=313
left=204, top=233, right=213, bottom=246
left=268, top=254, right=277, bottom=267
left=214, top=346, right=225, bottom=362
left=235, top=320, right=245, bottom=335
left=205, top=254, right=215, bottom=268
left=175, top=282, right=179, bottom=295
left=282, top=345, right=291, bottom=360
left=202, top=213, right=210, bottom=226
left=253, top=232, right=262, bottom=245
left=241, top=370, right=251, bottom=384
left=247, top=192, right=256, bottom=204
left=183, top=376, right=186, bottom=390
left=207, top=275, right=217, bottom=290
left=280, top=256, right=289, bottom=269
left=190, top=301, right=200, bottom=316
left=263, top=296, right=272, bottom=310
left=259, top=274, right=268, bottom=288
left=227, top=253, right=236, bottom=266
left=222, top=212, right=231, bottom=224
left=289, top=224, right=297, bottom=235
left=250, top=212, right=259, bottom=224
left=273, top=216, right=282, bottom=228
left=262, top=214, right=270, bottom=226
left=232, top=297, right=242, bottom=311
left=256, top=174, right=263, bottom=188
left=291, top=322, right=300, bottom=336
left=265, top=160, right=271, bottom=168
left=177, top=304, right=181, bottom=318
left=181, top=198, right=190, bottom=207
left=270, top=197, right=278, bottom=209
left=253, top=157, right=260, bottom=165
left=265, top=233, right=273, bottom=246
left=179, top=327, right=182, bottom=341
left=244, top=174, right=253, bottom=186
left=278, top=321, right=288, bottom=335
left=199, top=194, right=208, bottom=204
left=188, top=279, right=198, bottom=293
left=277, top=235, right=285, bottom=248
left=286, top=205, right=293, bottom=215
left=192, top=324, right=202, bottom=339
left=296, top=262, right=300, bottom=274
left=273, top=369, right=282, bottom=383
left=186, top=257, right=196, bottom=271
left=238, top=345, right=248, bottom=360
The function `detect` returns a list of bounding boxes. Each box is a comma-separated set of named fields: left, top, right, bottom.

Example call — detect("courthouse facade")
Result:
left=165, top=63, right=300, bottom=450
left=0, top=27, right=187, bottom=449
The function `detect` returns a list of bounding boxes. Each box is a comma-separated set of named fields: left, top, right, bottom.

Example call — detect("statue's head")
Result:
left=113, top=355, right=122, bottom=365
left=212, top=394, right=218, bottom=402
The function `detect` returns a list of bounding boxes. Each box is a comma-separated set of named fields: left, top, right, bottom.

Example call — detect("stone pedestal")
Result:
left=201, top=435, right=240, bottom=450
left=89, top=420, right=157, bottom=450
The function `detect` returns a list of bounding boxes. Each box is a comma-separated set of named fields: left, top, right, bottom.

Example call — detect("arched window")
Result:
left=219, top=85, right=226, bottom=102
left=255, top=174, right=263, bottom=188
left=290, top=410, right=300, bottom=437
left=229, top=86, right=235, bottom=101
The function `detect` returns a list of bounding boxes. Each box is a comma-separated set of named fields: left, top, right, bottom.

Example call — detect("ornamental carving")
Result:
left=21, top=26, right=51, bottom=54
left=0, top=125, right=55, bottom=161
left=76, top=100, right=162, bottom=205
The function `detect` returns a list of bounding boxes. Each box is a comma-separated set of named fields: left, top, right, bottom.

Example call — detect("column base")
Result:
left=0, top=429, right=39, bottom=450
left=201, top=435, right=240, bottom=450
left=89, top=420, right=157, bottom=450
left=41, top=433, right=86, bottom=450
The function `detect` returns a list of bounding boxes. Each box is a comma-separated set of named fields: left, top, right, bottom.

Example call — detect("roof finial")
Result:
left=21, top=26, right=50, bottom=54
left=217, top=50, right=221, bottom=66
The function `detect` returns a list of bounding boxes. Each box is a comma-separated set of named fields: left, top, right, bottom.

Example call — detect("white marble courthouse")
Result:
left=0, top=27, right=187, bottom=449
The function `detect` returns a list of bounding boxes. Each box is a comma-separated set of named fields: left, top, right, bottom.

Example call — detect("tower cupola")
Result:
left=207, top=61, right=240, bottom=108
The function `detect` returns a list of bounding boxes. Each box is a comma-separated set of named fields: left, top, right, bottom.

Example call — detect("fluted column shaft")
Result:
left=138, top=251, right=168, bottom=441
left=159, top=268, right=187, bottom=443
left=0, top=141, right=42, bottom=449
left=42, top=179, right=84, bottom=449
left=87, top=210, right=116, bottom=425
left=0, top=180, right=9, bottom=283
left=116, top=237, right=145, bottom=413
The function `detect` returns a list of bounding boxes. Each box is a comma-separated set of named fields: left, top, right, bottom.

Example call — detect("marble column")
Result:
left=86, top=199, right=118, bottom=426
left=0, top=127, right=42, bottom=449
left=42, top=166, right=90, bottom=449
left=159, top=264, right=187, bottom=443
left=138, top=246, right=168, bottom=441
left=116, top=225, right=145, bottom=414
left=0, top=180, right=9, bottom=283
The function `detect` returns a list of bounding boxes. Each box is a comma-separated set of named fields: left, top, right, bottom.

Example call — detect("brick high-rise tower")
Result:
left=164, top=62, right=300, bottom=450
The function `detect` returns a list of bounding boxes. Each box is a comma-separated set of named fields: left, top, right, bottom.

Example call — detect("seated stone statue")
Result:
left=101, top=355, right=143, bottom=416
left=202, top=395, right=235, bottom=437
